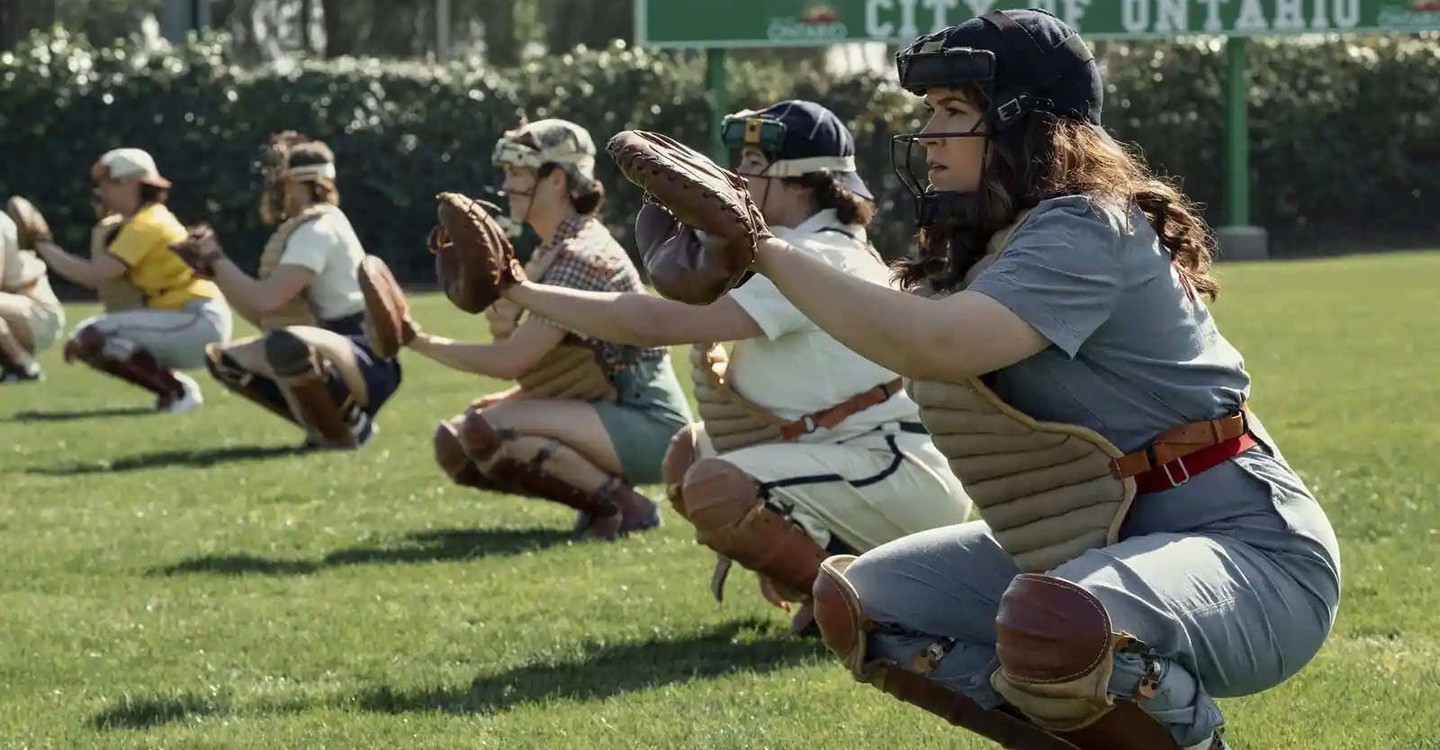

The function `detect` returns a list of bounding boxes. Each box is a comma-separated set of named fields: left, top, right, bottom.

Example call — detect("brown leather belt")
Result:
left=778, top=378, right=905, bottom=441
left=1112, top=406, right=1254, bottom=493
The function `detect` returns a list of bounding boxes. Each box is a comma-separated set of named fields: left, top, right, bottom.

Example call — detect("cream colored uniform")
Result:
left=698, top=209, right=972, bottom=552
left=0, top=213, right=65, bottom=353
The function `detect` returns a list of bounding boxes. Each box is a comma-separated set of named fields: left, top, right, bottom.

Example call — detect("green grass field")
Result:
left=2, top=252, right=1438, bottom=749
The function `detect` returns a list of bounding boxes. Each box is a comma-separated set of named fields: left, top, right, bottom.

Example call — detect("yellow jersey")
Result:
left=106, top=203, right=222, bottom=310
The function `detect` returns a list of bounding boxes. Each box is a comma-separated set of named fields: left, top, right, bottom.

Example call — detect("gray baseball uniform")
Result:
left=844, top=195, right=1341, bottom=746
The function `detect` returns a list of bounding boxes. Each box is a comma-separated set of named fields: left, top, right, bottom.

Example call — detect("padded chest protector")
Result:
left=256, top=204, right=330, bottom=329
left=908, top=211, right=1137, bottom=573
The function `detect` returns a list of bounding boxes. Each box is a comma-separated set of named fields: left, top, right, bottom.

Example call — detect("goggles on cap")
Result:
left=721, top=110, right=857, bottom=178
left=721, top=113, right=788, bottom=155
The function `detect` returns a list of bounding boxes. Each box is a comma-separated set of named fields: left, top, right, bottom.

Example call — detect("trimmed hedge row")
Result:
left=1, top=28, right=1436, bottom=290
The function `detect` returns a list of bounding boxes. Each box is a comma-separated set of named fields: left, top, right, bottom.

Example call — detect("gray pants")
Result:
left=70, top=298, right=232, bottom=370
left=844, top=483, right=1340, bottom=745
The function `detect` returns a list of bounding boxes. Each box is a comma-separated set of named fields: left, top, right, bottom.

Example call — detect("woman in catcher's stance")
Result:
left=0, top=200, right=64, bottom=383
left=170, top=132, right=402, bottom=449
left=403, top=119, right=692, bottom=541
left=499, top=101, right=972, bottom=633
left=621, top=10, right=1340, bottom=750
left=33, top=148, right=233, bottom=411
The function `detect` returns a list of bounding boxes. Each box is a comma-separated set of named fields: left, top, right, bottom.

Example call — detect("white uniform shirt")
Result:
left=725, top=209, right=921, bottom=442
left=277, top=205, right=366, bottom=322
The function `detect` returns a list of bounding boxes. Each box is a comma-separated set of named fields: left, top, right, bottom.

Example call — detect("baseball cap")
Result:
left=91, top=147, right=172, bottom=188
left=492, top=119, right=598, bottom=194
left=721, top=100, right=874, bottom=202
left=897, top=9, right=1103, bottom=128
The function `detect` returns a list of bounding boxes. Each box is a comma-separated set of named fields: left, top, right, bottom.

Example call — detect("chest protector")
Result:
left=908, top=211, right=1136, bottom=573
left=256, top=205, right=331, bottom=329
left=496, top=236, right=615, bottom=403
left=691, top=342, right=785, bottom=452
left=91, top=215, right=146, bottom=312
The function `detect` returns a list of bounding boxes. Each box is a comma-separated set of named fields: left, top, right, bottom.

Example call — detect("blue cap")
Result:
left=721, top=99, right=874, bottom=202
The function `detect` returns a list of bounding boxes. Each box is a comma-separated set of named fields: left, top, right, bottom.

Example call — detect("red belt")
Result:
left=1131, top=432, right=1259, bottom=495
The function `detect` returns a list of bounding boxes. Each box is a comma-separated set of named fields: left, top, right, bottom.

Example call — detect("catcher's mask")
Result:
left=892, top=9, right=1102, bottom=229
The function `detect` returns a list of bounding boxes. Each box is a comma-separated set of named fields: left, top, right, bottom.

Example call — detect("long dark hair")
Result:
left=895, top=86, right=1219, bottom=301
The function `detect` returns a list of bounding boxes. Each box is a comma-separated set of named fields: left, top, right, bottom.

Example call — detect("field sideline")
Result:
left=2, top=251, right=1437, bottom=749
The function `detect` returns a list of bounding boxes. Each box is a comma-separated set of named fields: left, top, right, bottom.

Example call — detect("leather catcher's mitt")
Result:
left=169, top=223, right=224, bottom=278
left=358, top=254, right=413, bottom=358
left=429, top=192, right=526, bottom=314
left=606, top=130, right=770, bottom=304
left=6, top=196, right=52, bottom=248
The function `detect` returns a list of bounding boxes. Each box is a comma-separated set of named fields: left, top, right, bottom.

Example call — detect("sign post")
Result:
left=636, top=0, right=1440, bottom=258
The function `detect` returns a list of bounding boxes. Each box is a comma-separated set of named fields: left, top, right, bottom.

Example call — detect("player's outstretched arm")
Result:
left=501, top=281, right=761, bottom=348
left=406, top=315, right=564, bottom=381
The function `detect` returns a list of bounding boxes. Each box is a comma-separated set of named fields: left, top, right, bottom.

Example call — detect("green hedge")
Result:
left=1, top=28, right=1437, bottom=293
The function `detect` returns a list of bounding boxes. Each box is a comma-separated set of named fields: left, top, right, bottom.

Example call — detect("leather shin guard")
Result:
left=204, top=343, right=298, bottom=425
left=66, top=327, right=181, bottom=397
left=433, top=420, right=494, bottom=490
left=992, top=574, right=1180, bottom=749
left=264, top=330, right=356, bottom=448
left=457, top=410, right=610, bottom=517
left=681, top=458, right=828, bottom=603
left=813, top=557, right=1079, bottom=750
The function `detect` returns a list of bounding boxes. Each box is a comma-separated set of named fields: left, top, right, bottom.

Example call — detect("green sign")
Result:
left=636, top=0, right=1440, bottom=47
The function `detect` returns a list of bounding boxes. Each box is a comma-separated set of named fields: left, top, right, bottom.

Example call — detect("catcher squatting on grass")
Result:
left=0, top=10, right=1377, bottom=750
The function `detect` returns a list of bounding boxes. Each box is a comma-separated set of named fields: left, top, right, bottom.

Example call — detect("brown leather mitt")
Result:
left=6, top=196, right=52, bottom=248
left=606, top=131, right=771, bottom=304
left=358, top=254, right=414, bottom=358
left=429, top=192, right=526, bottom=314
left=168, top=223, right=224, bottom=278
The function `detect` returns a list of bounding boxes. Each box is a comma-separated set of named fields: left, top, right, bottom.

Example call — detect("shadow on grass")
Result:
left=153, top=527, right=573, bottom=577
left=355, top=619, right=823, bottom=716
left=26, top=444, right=308, bottom=475
left=91, top=693, right=230, bottom=730
left=7, top=406, right=152, bottom=423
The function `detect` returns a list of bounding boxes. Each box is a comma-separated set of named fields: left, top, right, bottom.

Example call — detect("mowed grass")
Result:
left=2, top=251, right=1438, bottom=749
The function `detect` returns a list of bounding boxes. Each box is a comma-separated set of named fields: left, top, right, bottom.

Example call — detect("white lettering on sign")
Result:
left=1199, top=0, right=1229, bottom=32
left=1235, top=0, right=1270, bottom=30
left=1332, top=0, right=1359, bottom=28
left=1154, top=0, right=1189, bottom=32
left=897, top=0, right=920, bottom=39
left=1122, top=0, right=1150, bottom=33
left=1058, top=0, right=1092, bottom=26
left=866, top=0, right=895, bottom=37
left=861, top=0, right=1370, bottom=42
left=921, top=0, right=960, bottom=33
left=962, top=0, right=998, bottom=16
left=1274, top=0, right=1307, bottom=29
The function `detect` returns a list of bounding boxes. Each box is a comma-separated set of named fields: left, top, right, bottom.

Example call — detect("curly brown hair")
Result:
left=780, top=171, right=876, bottom=227
left=895, top=88, right=1219, bottom=301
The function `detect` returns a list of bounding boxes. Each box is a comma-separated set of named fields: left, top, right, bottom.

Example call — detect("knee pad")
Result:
left=458, top=409, right=511, bottom=463
left=63, top=325, right=105, bottom=364
left=812, top=555, right=869, bottom=676
left=680, top=458, right=828, bottom=600
left=990, top=574, right=1146, bottom=734
left=434, top=420, right=483, bottom=485
left=661, top=424, right=701, bottom=516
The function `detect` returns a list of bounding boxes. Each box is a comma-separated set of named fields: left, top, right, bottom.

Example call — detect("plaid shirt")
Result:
left=530, top=214, right=666, bottom=376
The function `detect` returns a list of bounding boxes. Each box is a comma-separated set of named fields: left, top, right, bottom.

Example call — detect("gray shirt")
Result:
left=967, top=196, right=1339, bottom=582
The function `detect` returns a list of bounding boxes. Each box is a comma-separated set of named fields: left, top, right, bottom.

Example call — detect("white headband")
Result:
left=763, top=155, right=857, bottom=178
left=285, top=163, right=336, bottom=181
